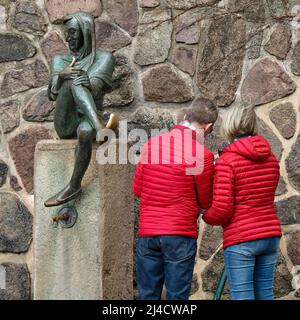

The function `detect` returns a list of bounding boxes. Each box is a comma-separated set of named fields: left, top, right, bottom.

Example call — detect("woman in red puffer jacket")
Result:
left=203, top=104, right=282, bottom=300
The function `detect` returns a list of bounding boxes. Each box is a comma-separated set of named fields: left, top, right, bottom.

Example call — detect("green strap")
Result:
left=213, top=266, right=227, bottom=300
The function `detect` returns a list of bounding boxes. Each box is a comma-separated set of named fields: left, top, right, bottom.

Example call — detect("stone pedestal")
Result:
left=33, top=139, right=135, bottom=300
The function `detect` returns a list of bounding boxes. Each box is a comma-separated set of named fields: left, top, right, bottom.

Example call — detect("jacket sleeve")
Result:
left=203, top=156, right=235, bottom=225
left=133, top=142, right=149, bottom=197
left=132, top=161, right=143, bottom=198
left=194, top=151, right=214, bottom=210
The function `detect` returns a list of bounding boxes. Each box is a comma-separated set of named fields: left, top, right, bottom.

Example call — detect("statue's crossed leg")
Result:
left=44, top=80, right=101, bottom=207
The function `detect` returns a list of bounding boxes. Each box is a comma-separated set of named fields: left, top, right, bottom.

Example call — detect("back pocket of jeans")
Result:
left=163, top=236, right=196, bottom=261
left=137, top=237, right=151, bottom=256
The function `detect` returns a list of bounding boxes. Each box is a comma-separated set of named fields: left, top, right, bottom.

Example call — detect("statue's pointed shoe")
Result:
left=105, top=113, right=118, bottom=130
left=44, top=185, right=82, bottom=207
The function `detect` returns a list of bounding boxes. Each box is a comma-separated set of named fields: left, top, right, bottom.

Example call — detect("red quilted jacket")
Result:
left=203, top=135, right=282, bottom=248
left=133, top=124, right=214, bottom=239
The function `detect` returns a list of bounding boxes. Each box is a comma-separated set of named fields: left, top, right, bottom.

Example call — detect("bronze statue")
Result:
left=44, top=12, right=117, bottom=207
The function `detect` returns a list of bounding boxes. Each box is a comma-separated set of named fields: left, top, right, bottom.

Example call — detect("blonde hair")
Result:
left=220, top=104, right=257, bottom=142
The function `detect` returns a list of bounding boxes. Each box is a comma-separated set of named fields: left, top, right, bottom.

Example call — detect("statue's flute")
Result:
left=69, top=57, right=77, bottom=67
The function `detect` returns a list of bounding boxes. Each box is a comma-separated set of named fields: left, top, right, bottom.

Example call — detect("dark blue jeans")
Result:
left=136, top=236, right=197, bottom=300
left=224, top=237, right=280, bottom=300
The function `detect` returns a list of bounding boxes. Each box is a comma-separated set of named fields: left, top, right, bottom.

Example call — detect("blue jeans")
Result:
left=224, top=237, right=280, bottom=300
left=136, top=236, right=197, bottom=300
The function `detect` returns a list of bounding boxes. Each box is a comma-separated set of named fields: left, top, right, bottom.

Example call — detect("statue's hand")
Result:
left=71, top=69, right=91, bottom=88
left=59, top=66, right=73, bottom=80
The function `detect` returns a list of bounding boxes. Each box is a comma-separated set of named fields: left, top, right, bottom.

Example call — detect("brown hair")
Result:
left=185, top=97, right=218, bottom=124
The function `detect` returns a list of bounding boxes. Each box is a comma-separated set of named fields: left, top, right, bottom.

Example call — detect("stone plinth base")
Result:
left=33, top=139, right=134, bottom=300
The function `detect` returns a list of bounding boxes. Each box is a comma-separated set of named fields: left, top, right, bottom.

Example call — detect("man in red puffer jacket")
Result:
left=133, top=97, right=218, bottom=300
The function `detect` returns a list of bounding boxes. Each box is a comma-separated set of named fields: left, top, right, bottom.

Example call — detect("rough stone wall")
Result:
left=0, top=0, right=299, bottom=299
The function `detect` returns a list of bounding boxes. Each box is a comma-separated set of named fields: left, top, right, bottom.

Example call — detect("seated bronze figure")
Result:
left=44, top=11, right=117, bottom=207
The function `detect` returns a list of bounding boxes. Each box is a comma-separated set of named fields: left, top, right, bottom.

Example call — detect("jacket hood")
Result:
left=222, top=135, right=271, bottom=161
